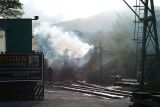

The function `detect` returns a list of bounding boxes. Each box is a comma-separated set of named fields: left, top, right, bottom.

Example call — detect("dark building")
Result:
left=0, top=17, right=44, bottom=100
left=0, top=19, right=32, bottom=53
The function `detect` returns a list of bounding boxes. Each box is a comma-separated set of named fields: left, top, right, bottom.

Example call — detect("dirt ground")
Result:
left=0, top=87, right=130, bottom=107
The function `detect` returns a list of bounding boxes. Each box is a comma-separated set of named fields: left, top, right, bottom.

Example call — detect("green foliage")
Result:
left=0, top=0, right=24, bottom=19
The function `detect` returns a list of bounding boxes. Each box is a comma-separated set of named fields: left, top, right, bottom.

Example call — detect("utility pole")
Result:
left=99, top=40, right=103, bottom=83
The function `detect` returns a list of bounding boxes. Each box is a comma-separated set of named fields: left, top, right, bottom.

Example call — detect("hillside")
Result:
left=53, top=9, right=137, bottom=78
left=38, top=7, right=160, bottom=80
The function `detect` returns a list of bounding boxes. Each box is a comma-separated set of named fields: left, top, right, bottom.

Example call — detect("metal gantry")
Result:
left=123, top=0, right=160, bottom=88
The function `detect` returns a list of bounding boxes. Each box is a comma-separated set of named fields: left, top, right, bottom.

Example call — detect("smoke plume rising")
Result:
left=33, top=22, right=93, bottom=67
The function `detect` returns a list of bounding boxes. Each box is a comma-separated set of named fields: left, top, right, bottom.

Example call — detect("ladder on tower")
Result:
left=124, top=1, right=160, bottom=106
left=133, top=0, right=144, bottom=81
left=132, top=0, right=160, bottom=84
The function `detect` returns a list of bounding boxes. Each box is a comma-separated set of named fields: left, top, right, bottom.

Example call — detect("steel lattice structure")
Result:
left=123, top=0, right=160, bottom=88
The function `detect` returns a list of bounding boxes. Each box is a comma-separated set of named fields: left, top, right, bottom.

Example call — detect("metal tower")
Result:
left=123, top=0, right=160, bottom=88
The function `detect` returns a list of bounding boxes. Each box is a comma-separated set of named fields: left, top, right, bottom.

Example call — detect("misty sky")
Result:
left=20, top=0, right=160, bottom=23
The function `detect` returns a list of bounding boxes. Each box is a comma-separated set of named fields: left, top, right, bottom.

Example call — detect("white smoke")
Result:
left=33, top=22, right=93, bottom=66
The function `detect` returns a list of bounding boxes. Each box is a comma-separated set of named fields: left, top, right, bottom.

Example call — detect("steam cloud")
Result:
left=33, top=22, right=94, bottom=66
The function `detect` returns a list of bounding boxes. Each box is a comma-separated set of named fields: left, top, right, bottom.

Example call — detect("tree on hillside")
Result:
left=0, top=0, right=24, bottom=19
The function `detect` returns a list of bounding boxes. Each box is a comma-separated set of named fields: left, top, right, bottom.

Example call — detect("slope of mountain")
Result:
left=52, top=7, right=160, bottom=79
left=53, top=9, right=137, bottom=78
left=56, top=10, right=134, bottom=33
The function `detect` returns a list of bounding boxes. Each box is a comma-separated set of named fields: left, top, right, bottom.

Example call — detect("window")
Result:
left=0, top=29, right=6, bottom=52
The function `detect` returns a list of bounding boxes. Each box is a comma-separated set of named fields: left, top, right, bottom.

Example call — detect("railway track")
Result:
left=44, top=81, right=132, bottom=99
